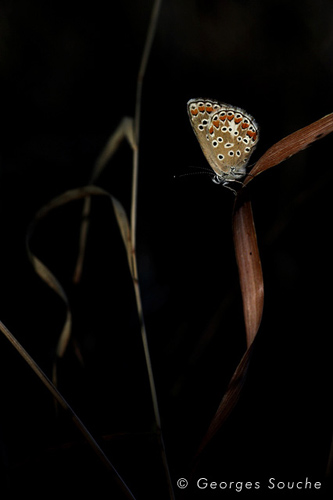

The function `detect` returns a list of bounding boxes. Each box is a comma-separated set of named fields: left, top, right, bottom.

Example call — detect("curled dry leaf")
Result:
left=195, top=111, right=333, bottom=462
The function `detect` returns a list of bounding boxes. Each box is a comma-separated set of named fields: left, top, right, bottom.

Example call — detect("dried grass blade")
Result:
left=26, top=245, right=72, bottom=382
left=111, top=196, right=133, bottom=276
left=0, top=319, right=137, bottom=500
left=27, top=186, right=132, bottom=367
left=73, top=118, right=135, bottom=284
left=195, top=176, right=264, bottom=458
left=233, top=190, right=264, bottom=347
left=245, top=112, right=333, bottom=185
left=195, top=344, right=254, bottom=460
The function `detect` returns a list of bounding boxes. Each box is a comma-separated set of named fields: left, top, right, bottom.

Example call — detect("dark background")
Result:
left=0, top=0, right=332, bottom=498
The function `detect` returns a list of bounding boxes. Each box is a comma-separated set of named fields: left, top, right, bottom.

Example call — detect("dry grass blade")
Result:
left=0, top=319, right=137, bottom=500
left=73, top=118, right=135, bottom=284
left=244, top=112, right=333, bottom=186
left=233, top=190, right=264, bottom=348
left=26, top=254, right=72, bottom=360
left=111, top=196, right=134, bottom=276
left=195, top=111, right=333, bottom=462
left=194, top=344, right=254, bottom=459
left=27, top=186, right=132, bottom=374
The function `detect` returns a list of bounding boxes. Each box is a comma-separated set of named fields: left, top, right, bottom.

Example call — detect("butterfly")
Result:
left=187, top=98, right=259, bottom=189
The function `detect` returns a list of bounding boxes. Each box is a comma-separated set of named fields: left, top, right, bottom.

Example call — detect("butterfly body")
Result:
left=187, top=98, right=259, bottom=187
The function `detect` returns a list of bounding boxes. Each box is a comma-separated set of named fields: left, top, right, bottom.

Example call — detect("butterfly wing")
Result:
left=187, top=98, right=259, bottom=183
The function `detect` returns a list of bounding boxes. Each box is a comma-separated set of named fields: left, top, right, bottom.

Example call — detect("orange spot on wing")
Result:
left=209, top=126, right=214, bottom=135
left=242, top=122, right=249, bottom=129
left=247, top=130, right=257, bottom=141
left=212, top=120, right=220, bottom=128
left=235, top=117, right=242, bottom=124
left=198, top=105, right=205, bottom=112
left=219, top=114, right=227, bottom=121
left=206, top=105, right=213, bottom=113
left=227, top=114, right=234, bottom=121
left=191, top=108, right=198, bottom=116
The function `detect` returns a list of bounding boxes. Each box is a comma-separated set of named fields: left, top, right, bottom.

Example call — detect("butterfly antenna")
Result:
left=174, top=166, right=214, bottom=180
left=174, top=171, right=214, bottom=180
left=187, top=165, right=213, bottom=173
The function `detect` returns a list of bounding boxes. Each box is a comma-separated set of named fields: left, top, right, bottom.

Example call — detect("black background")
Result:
left=0, top=0, right=332, bottom=498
